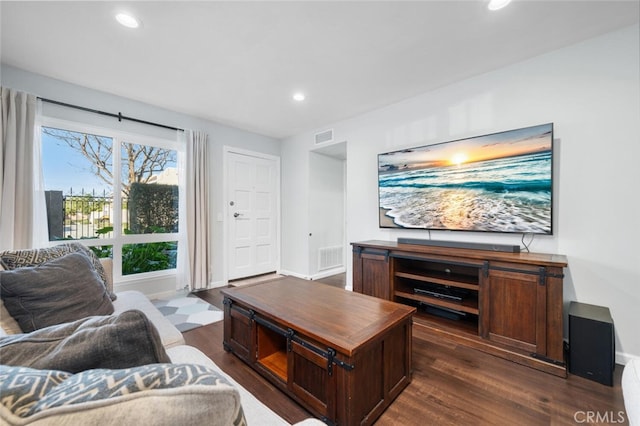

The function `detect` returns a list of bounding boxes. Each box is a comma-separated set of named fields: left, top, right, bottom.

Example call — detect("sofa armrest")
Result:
left=113, top=290, right=185, bottom=349
left=1, top=299, right=22, bottom=335
left=166, top=345, right=219, bottom=368
left=99, top=257, right=114, bottom=293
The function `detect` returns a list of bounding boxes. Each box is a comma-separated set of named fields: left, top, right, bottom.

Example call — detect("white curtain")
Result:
left=0, top=87, right=46, bottom=250
left=181, top=129, right=211, bottom=291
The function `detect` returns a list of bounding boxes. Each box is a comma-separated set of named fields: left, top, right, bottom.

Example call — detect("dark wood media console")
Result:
left=221, top=277, right=415, bottom=425
left=352, top=240, right=568, bottom=377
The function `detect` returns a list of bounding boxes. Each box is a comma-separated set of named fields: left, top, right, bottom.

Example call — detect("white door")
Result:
left=226, top=150, right=279, bottom=280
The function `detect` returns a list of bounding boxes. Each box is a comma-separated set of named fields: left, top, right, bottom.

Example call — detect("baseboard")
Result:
left=279, top=267, right=347, bottom=282
left=278, top=270, right=309, bottom=280
left=310, top=266, right=346, bottom=281
left=616, top=351, right=640, bottom=365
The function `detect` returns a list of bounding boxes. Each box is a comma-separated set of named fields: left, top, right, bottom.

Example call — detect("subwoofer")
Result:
left=569, top=301, right=615, bottom=386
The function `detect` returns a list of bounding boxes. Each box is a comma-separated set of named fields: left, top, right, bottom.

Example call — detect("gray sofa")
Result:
left=0, top=245, right=321, bottom=426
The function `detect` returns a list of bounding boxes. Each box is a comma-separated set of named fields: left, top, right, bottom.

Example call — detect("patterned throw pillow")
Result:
left=0, top=366, right=72, bottom=418
left=0, top=242, right=116, bottom=301
left=0, top=364, right=247, bottom=426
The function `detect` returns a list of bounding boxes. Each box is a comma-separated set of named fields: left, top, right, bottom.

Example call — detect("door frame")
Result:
left=222, top=146, right=281, bottom=284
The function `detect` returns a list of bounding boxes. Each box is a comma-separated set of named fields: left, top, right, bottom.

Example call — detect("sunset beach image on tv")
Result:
left=378, top=123, right=553, bottom=234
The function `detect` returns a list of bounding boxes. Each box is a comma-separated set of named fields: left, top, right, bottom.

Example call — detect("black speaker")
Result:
left=397, top=237, right=520, bottom=253
left=569, top=301, right=615, bottom=386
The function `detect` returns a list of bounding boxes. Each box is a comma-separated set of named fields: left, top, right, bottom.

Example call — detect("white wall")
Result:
left=281, top=25, right=640, bottom=361
left=281, top=126, right=310, bottom=277
left=308, top=152, right=345, bottom=279
left=1, top=64, right=281, bottom=296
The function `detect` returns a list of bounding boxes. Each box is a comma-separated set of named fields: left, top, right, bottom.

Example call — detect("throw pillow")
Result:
left=0, top=252, right=114, bottom=332
left=0, top=310, right=170, bottom=372
left=0, top=364, right=247, bottom=426
left=0, top=366, right=71, bottom=418
left=0, top=242, right=116, bottom=300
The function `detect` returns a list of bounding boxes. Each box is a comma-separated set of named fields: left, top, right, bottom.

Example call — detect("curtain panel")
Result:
left=184, top=130, right=211, bottom=291
left=0, top=87, right=42, bottom=250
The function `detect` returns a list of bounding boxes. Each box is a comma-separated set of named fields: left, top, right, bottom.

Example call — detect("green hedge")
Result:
left=128, top=182, right=178, bottom=234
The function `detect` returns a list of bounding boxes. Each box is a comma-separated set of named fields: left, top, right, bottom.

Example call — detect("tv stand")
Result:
left=352, top=240, right=568, bottom=377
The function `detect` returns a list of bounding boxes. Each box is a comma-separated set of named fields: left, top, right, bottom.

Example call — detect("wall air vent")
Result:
left=314, top=129, right=334, bottom=145
left=318, top=245, right=344, bottom=271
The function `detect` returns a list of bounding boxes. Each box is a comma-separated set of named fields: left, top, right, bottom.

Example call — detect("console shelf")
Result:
left=394, top=271, right=479, bottom=290
left=352, top=240, right=568, bottom=377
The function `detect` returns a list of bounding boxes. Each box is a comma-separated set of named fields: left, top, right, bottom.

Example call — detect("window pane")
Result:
left=88, top=245, right=113, bottom=259
left=42, top=127, right=114, bottom=241
left=122, top=241, right=178, bottom=275
left=121, top=142, right=179, bottom=234
left=42, top=125, right=183, bottom=279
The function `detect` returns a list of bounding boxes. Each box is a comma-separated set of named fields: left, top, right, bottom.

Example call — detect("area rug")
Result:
left=152, top=294, right=224, bottom=332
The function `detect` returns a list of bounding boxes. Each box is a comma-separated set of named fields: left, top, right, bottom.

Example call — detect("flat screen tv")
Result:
left=378, top=123, right=553, bottom=234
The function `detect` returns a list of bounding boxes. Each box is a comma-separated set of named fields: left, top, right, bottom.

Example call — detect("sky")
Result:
left=41, top=128, right=178, bottom=196
left=41, top=130, right=112, bottom=195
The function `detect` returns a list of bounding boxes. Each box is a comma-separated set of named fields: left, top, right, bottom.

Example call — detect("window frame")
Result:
left=40, top=116, right=184, bottom=284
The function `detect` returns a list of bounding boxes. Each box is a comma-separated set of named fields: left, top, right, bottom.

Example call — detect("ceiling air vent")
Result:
left=314, top=129, right=333, bottom=145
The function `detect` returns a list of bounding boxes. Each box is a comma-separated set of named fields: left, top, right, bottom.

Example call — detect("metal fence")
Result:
left=44, top=189, right=178, bottom=274
left=45, top=189, right=115, bottom=241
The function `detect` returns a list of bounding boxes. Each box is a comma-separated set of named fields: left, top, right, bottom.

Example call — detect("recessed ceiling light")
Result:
left=293, top=93, right=306, bottom=102
left=115, top=12, right=140, bottom=29
left=488, top=0, right=512, bottom=11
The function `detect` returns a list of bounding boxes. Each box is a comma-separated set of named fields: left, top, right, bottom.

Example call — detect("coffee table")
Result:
left=221, top=277, right=415, bottom=426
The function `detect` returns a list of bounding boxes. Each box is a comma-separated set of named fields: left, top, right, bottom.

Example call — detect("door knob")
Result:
left=234, top=212, right=241, bottom=218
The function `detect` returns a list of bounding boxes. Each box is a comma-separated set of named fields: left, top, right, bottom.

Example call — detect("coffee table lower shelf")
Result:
left=259, top=351, right=288, bottom=381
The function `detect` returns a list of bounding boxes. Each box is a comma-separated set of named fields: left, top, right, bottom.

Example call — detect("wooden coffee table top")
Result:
left=221, top=276, right=415, bottom=356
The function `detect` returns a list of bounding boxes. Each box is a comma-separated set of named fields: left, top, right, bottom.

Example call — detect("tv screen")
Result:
left=378, top=123, right=553, bottom=234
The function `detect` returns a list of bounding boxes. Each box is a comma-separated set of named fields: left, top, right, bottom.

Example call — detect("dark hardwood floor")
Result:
left=186, top=273, right=629, bottom=425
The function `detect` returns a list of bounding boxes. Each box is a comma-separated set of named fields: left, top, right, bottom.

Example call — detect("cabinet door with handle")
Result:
left=289, top=341, right=336, bottom=421
left=222, top=301, right=254, bottom=362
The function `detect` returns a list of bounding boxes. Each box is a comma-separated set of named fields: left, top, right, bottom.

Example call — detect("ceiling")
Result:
left=1, top=1, right=638, bottom=139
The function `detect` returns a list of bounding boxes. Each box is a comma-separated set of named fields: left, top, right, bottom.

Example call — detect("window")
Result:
left=41, top=122, right=182, bottom=280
